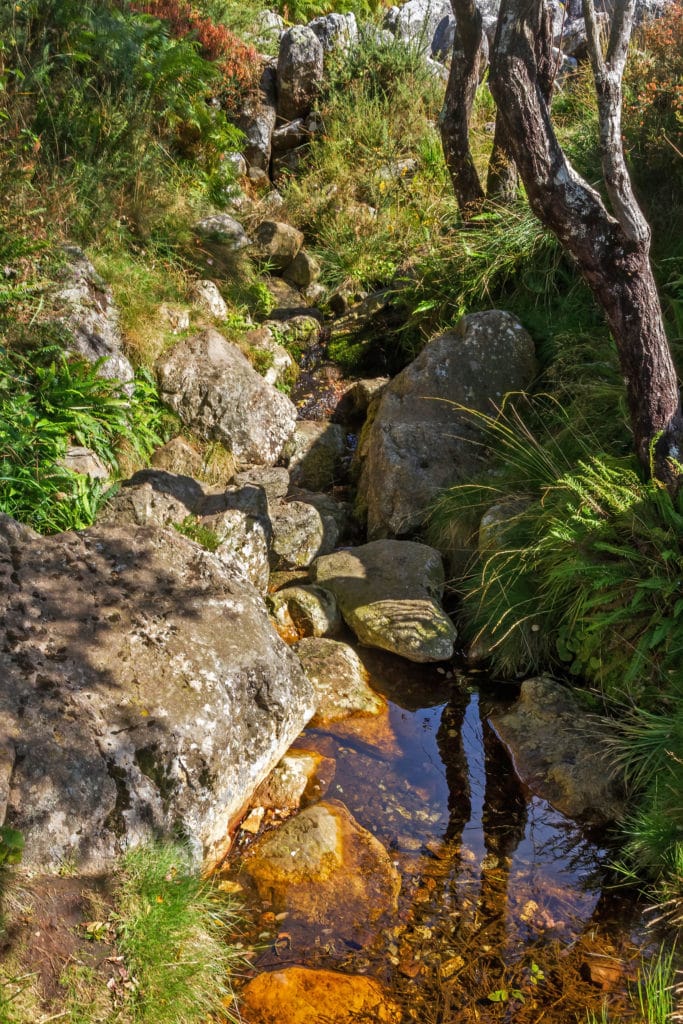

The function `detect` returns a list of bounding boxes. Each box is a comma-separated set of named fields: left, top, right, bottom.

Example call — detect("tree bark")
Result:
left=489, top=0, right=683, bottom=488
left=486, top=111, right=517, bottom=203
left=439, top=0, right=486, bottom=219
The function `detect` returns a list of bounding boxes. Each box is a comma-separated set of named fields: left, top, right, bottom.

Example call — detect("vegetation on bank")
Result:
left=0, top=842, right=243, bottom=1024
left=0, top=0, right=680, bottom=1009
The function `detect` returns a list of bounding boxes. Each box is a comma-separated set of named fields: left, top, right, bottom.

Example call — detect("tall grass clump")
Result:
left=429, top=399, right=683, bottom=702
left=114, top=843, right=242, bottom=1024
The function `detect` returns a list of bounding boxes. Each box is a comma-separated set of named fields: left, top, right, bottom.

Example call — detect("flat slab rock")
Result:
left=239, top=967, right=401, bottom=1024
left=311, top=540, right=457, bottom=662
left=487, top=676, right=625, bottom=825
left=0, top=515, right=314, bottom=874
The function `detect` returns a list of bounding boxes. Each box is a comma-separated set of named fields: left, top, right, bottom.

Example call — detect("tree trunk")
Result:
left=439, top=0, right=486, bottom=219
left=486, top=111, right=517, bottom=203
left=489, top=0, right=683, bottom=488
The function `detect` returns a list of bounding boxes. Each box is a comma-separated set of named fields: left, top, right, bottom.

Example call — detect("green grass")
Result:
left=585, top=945, right=678, bottom=1024
left=114, top=843, right=242, bottom=1024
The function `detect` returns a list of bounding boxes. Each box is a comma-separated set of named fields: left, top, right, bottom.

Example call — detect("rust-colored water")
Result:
left=229, top=647, right=668, bottom=1022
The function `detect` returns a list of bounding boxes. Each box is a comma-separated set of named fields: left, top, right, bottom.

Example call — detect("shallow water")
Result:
left=231, top=646, right=661, bottom=1021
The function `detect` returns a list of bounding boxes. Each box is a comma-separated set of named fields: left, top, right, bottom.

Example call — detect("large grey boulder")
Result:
left=53, top=246, right=134, bottom=390
left=238, top=62, right=278, bottom=172
left=277, top=25, right=324, bottom=122
left=0, top=516, right=315, bottom=874
left=312, top=540, right=457, bottom=662
left=157, top=329, right=297, bottom=465
left=287, top=420, right=346, bottom=492
left=488, top=677, right=626, bottom=825
left=356, top=311, right=536, bottom=538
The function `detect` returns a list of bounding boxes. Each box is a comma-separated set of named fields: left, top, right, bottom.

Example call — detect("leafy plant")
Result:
left=0, top=829, right=23, bottom=868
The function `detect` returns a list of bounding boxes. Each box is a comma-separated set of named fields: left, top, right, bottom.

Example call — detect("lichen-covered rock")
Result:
left=295, top=637, right=399, bottom=757
left=151, top=437, right=205, bottom=479
left=308, top=12, right=358, bottom=53
left=282, top=250, right=321, bottom=288
left=488, top=677, right=626, bottom=825
left=239, top=967, right=401, bottom=1024
left=156, top=329, right=297, bottom=465
left=62, top=446, right=110, bottom=480
left=269, top=500, right=326, bottom=570
left=0, top=516, right=314, bottom=873
left=356, top=311, right=536, bottom=538
left=189, top=279, right=228, bottom=320
left=268, top=584, right=342, bottom=639
left=276, top=25, right=324, bottom=122
left=233, top=466, right=291, bottom=506
left=99, top=469, right=272, bottom=592
left=193, top=214, right=250, bottom=254
left=246, top=326, right=296, bottom=389
left=393, top=0, right=451, bottom=50
left=312, top=540, right=457, bottom=662
left=53, top=246, right=134, bottom=390
left=243, top=800, right=400, bottom=929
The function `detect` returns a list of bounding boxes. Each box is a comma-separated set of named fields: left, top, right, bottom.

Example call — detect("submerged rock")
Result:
left=253, top=748, right=335, bottom=812
left=243, top=799, right=400, bottom=929
left=0, top=516, right=314, bottom=873
left=239, top=967, right=401, bottom=1024
left=312, top=540, right=457, bottom=662
left=487, top=676, right=626, bottom=825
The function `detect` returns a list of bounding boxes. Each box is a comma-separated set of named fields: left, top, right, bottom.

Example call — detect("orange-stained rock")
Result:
left=295, top=637, right=401, bottom=758
left=253, top=747, right=336, bottom=811
left=242, top=799, right=400, bottom=931
left=239, top=967, right=402, bottom=1024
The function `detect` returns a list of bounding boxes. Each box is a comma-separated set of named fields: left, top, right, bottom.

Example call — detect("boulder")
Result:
left=0, top=516, right=315, bottom=873
left=99, top=469, right=272, bottom=593
left=62, top=446, right=109, bottom=480
left=287, top=488, right=348, bottom=549
left=488, top=676, right=626, bottom=825
left=193, top=214, right=251, bottom=256
left=356, top=311, right=536, bottom=538
left=252, top=9, right=285, bottom=50
left=53, top=246, right=134, bottom=390
left=271, top=119, right=308, bottom=154
left=189, top=279, right=228, bottom=320
left=262, top=277, right=311, bottom=320
left=268, top=584, right=342, bottom=639
left=254, top=220, right=304, bottom=271
left=393, top=0, right=452, bottom=50
left=151, top=437, right=205, bottom=479
left=159, top=302, right=191, bottom=334
left=233, top=466, right=291, bottom=506
left=156, top=329, right=297, bottom=465
left=276, top=25, right=324, bottom=122
left=239, top=967, right=401, bottom=1024
left=242, top=799, right=401, bottom=929
left=431, top=12, right=456, bottom=59
left=287, top=421, right=345, bottom=492
left=308, top=12, right=358, bottom=53
left=311, top=540, right=457, bottom=663
left=331, top=377, right=389, bottom=428
left=269, top=499, right=326, bottom=570
left=238, top=63, right=278, bottom=172
left=252, top=748, right=335, bottom=812
left=282, top=250, right=321, bottom=288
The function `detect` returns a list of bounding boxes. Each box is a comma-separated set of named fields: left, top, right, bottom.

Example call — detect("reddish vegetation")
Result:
left=129, top=0, right=261, bottom=107
left=626, top=1, right=683, bottom=157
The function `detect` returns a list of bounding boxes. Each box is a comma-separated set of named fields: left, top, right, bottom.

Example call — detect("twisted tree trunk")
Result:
left=487, top=0, right=683, bottom=488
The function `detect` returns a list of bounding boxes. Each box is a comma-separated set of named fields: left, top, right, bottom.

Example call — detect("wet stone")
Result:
left=239, top=966, right=402, bottom=1024
left=242, top=799, right=401, bottom=932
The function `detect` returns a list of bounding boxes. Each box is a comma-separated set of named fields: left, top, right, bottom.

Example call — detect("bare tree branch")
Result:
left=583, top=0, right=650, bottom=244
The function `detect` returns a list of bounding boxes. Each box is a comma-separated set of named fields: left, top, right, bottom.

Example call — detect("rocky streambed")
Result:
left=223, top=644, right=657, bottom=1024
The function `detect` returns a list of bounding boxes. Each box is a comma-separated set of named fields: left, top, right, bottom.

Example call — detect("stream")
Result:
left=226, top=645, right=660, bottom=1023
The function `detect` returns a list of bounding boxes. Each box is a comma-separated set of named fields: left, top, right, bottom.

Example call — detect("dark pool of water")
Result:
left=232, top=647, right=663, bottom=1021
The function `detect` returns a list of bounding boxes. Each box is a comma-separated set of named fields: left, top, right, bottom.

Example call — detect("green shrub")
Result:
left=0, top=349, right=165, bottom=533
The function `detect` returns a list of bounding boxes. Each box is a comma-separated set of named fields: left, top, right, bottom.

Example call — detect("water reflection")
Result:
left=237, top=651, right=652, bottom=1019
